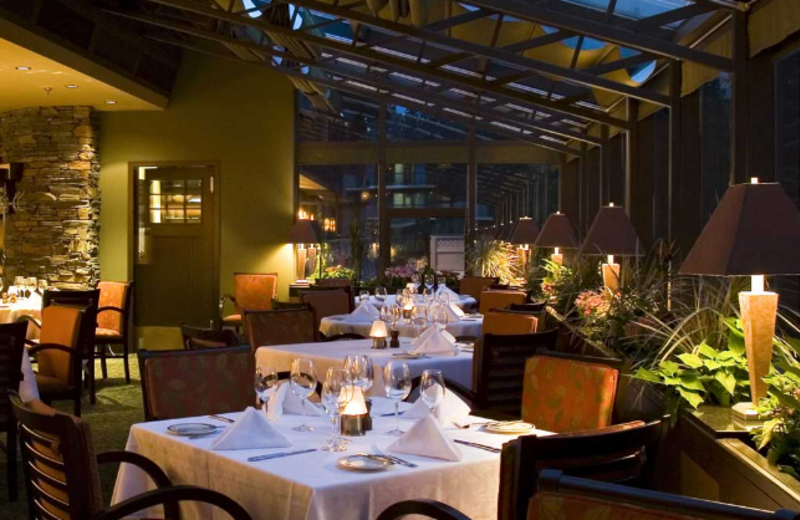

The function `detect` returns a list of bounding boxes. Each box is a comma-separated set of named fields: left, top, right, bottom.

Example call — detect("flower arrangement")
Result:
left=310, top=265, right=354, bottom=281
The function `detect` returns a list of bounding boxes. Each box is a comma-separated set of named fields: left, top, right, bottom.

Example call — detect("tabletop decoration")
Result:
left=211, top=407, right=292, bottom=450
left=369, top=320, right=388, bottom=349
left=386, top=414, right=462, bottom=461
left=341, top=386, right=369, bottom=437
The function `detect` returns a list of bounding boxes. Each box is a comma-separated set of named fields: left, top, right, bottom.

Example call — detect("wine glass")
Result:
left=420, top=369, right=446, bottom=413
left=26, top=277, right=36, bottom=298
left=430, top=304, right=448, bottom=331
left=344, top=355, right=374, bottom=394
left=424, top=274, right=435, bottom=291
left=380, top=304, right=391, bottom=322
left=422, top=287, right=435, bottom=305
left=321, top=368, right=353, bottom=452
left=390, top=305, right=401, bottom=331
left=37, top=279, right=48, bottom=295
left=290, top=358, right=317, bottom=432
left=375, top=286, right=387, bottom=303
left=255, top=365, right=279, bottom=408
left=412, top=315, right=427, bottom=340
left=359, top=290, right=370, bottom=304
left=438, top=288, right=452, bottom=305
left=13, top=276, right=24, bottom=299
left=384, top=361, right=411, bottom=436
left=411, top=273, right=420, bottom=291
left=395, top=290, right=405, bottom=309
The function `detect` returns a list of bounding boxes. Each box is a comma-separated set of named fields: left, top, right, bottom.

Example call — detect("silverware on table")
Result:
left=187, top=430, right=223, bottom=440
left=453, top=439, right=501, bottom=453
left=208, top=414, right=235, bottom=424
left=370, top=444, right=418, bottom=468
left=379, top=411, right=406, bottom=418
left=248, top=449, right=318, bottom=462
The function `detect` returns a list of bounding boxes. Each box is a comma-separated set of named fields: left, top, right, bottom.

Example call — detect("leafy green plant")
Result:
left=466, top=237, right=522, bottom=285
left=537, top=256, right=602, bottom=315
left=753, top=365, right=800, bottom=478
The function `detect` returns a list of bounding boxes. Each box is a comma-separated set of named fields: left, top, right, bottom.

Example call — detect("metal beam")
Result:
left=462, top=0, right=733, bottom=71
left=143, top=0, right=671, bottom=107
left=623, top=2, right=717, bottom=32
left=583, top=53, right=656, bottom=76
left=731, top=9, right=749, bottom=184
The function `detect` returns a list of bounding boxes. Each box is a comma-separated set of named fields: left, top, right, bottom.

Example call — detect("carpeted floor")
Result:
left=0, top=356, right=145, bottom=520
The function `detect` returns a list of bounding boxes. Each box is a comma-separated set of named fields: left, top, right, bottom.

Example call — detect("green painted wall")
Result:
left=99, top=51, right=295, bottom=301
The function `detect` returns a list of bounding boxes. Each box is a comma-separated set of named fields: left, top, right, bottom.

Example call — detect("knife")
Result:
left=248, top=449, right=318, bottom=462
left=453, top=439, right=501, bottom=453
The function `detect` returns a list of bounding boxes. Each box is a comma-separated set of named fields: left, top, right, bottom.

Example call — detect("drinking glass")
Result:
left=344, top=355, right=374, bottom=394
left=395, top=290, right=405, bottom=308
left=383, top=361, right=411, bottom=436
left=254, top=365, right=279, bottom=408
left=438, top=288, right=451, bottom=305
left=422, top=287, right=435, bottom=304
left=411, top=273, right=420, bottom=291
left=430, top=304, right=448, bottom=331
left=290, top=358, right=317, bottom=432
left=375, top=287, right=387, bottom=303
left=380, top=305, right=391, bottom=322
left=37, top=279, right=48, bottom=294
left=390, top=305, right=401, bottom=330
left=412, top=316, right=427, bottom=340
left=26, top=277, right=36, bottom=298
left=420, top=369, right=446, bottom=412
left=424, top=274, right=435, bottom=290
left=359, top=290, right=370, bottom=304
left=13, top=276, right=24, bottom=299
left=321, top=368, right=353, bottom=452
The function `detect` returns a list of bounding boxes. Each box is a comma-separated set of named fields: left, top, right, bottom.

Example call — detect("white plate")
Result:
left=337, top=455, right=390, bottom=472
left=166, top=423, right=219, bottom=436
left=483, top=422, right=535, bottom=435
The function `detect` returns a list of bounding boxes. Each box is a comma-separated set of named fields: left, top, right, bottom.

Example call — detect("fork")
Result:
left=371, top=444, right=418, bottom=468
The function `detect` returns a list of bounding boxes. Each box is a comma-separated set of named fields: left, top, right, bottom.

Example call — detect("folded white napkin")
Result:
left=267, top=382, right=323, bottom=422
left=386, top=414, right=462, bottom=461
left=403, top=389, right=472, bottom=424
left=412, top=329, right=458, bottom=356
left=436, top=284, right=461, bottom=301
left=444, top=302, right=465, bottom=322
left=346, top=301, right=380, bottom=323
left=211, top=407, right=292, bottom=450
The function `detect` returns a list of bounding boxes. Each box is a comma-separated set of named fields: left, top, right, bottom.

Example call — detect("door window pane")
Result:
left=148, top=179, right=202, bottom=224
left=390, top=218, right=465, bottom=273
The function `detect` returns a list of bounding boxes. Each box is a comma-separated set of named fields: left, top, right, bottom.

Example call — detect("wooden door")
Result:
left=134, top=164, right=218, bottom=327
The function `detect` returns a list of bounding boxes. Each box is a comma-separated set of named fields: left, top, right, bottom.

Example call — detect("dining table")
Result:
left=320, top=315, right=483, bottom=340
left=256, top=339, right=473, bottom=396
left=112, top=400, right=552, bottom=520
left=357, top=294, right=477, bottom=310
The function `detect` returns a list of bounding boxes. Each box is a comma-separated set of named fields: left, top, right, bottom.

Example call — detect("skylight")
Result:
left=561, top=0, right=691, bottom=25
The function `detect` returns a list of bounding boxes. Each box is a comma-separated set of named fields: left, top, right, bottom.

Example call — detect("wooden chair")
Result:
left=300, top=290, right=352, bottom=340
left=220, top=272, right=278, bottom=331
left=482, top=311, right=538, bottom=335
left=0, top=321, right=30, bottom=500
left=500, top=418, right=667, bottom=520
left=95, top=281, right=134, bottom=384
left=529, top=469, right=799, bottom=520
left=521, top=350, right=626, bottom=433
left=479, top=290, right=527, bottom=314
left=10, top=392, right=253, bottom=520
left=137, top=345, right=253, bottom=421
left=28, top=305, right=86, bottom=416
left=378, top=500, right=472, bottom=520
left=304, top=283, right=355, bottom=312
left=245, top=308, right=315, bottom=349
left=181, top=324, right=241, bottom=349
left=458, top=276, right=497, bottom=306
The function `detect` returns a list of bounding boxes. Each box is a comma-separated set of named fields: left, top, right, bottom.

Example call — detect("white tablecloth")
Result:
left=256, top=339, right=473, bottom=396
left=112, top=403, right=552, bottom=520
left=358, top=294, right=477, bottom=310
left=320, top=316, right=482, bottom=340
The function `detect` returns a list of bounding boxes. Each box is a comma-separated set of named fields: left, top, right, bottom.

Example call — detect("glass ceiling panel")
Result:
left=561, top=0, right=691, bottom=22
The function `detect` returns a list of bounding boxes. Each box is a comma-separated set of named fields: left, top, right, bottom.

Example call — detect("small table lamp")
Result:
left=370, top=320, right=388, bottom=349
left=510, top=217, right=540, bottom=271
left=288, top=218, right=320, bottom=284
left=579, top=203, right=643, bottom=291
left=535, top=211, right=579, bottom=266
left=680, top=179, right=800, bottom=419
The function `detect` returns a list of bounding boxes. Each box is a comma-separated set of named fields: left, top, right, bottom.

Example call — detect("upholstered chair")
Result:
left=482, top=311, right=538, bottom=335
left=0, top=321, right=30, bottom=500
left=479, top=290, right=527, bottom=314
left=300, top=290, right=351, bottom=340
left=10, top=393, right=253, bottom=520
left=181, top=324, right=241, bottom=349
left=95, top=281, right=134, bottom=383
left=220, top=272, right=278, bottom=331
left=458, top=276, right=497, bottom=306
left=245, top=308, right=315, bottom=350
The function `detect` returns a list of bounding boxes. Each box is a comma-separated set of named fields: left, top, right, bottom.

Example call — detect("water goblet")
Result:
left=422, top=287, right=435, bottom=305
left=375, top=286, right=387, bottom=303
left=383, top=361, right=411, bottom=436
left=411, top=273, right=420, bottom=291
left=359, top=290, right=370, bottom=304
left=420, top=369, right=446, bottom=413
left=344, top=355, right=374, bottom=394
left=26, top=277, right=36, bottom=298
left=430, top=304, right=448, bottom=331
left=290, top=358, right=318, bottom=432
left=254, top=365, right=279, bottom=409
left=321, top=368, right=353, bottom=451
left=424, top=274, right=435, bottom=291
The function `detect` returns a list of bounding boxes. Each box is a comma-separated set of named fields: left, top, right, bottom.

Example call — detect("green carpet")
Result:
left=0, top=356, right=145, bottom=519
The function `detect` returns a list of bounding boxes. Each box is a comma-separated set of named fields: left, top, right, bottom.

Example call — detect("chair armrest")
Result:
left=92, top=485, right=252, bottom=520
left=377, top=499, right=472, bottom=520
left=97, top=306, right=125, bottom=315
left=97, top=451, right=178, bottom=520
left=16, top=315, right=41, bottom=329
left=28, top=343, right=76, bottom=357
left=219, top=293, right=236, bottom=317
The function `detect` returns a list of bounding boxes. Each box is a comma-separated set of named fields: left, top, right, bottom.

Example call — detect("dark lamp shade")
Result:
left=679, top=182, right=800, bottom=276
left=510, top=217, right=540, bottom=245
left=535, top=213, right=579, bottom=249
left=579, top=205, right=643, bottom=257
left=288, top=219, right=320, bottom=244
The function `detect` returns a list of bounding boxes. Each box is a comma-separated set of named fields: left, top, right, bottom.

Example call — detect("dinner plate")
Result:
left=483, top=422, right=535, bottom=435
left=166, top=423, right=219, bottom=436
left=337, top=455, right=390, bottom=472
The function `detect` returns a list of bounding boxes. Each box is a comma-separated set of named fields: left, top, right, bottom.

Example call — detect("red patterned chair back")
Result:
left=300, top=290, right=351, bottom=338
left=97, top=281, right=131, bottom=335
left=233, top=273, right=278, bottom=314
left=245, top=308, right=315, bottom=349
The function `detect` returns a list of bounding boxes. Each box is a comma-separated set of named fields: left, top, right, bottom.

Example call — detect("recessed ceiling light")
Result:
left=65, top=84, right=79, bottom=89
left=16, top=66, right=31, bottom=71
left=105, top=100, right=117, bottom=105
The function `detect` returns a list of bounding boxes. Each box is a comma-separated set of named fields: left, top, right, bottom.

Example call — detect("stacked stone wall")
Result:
left=0, top=106, right=100, bottom=289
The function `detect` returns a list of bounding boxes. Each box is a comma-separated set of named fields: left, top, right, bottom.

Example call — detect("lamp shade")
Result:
left=680, top=182, right=800, bottom=276
left=579, top=205, right=643, bottom=257
left=370, top=320, right=388, bottom=338
left=510, top=217, right=540, bottom=245
left=535, top=212, right=579, bottom=249
left=288, top=219, right=320, bottom=244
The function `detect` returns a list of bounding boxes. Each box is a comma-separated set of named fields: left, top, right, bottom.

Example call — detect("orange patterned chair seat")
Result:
left=482, top=311, right=538, bottom=335
left=528, top=492, right=708, bottom=520
left=96, top=328, right=122, bottom=340
left=223, top=313, right=243, bottom=325
left=521, top=355, right=619, bottom=433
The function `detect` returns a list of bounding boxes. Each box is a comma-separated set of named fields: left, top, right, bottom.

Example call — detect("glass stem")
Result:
left=301, top=398, right=307, bottom=425
left=330, top=414, right=337, bottom=446
left=394, top=401, right=400, bottom=431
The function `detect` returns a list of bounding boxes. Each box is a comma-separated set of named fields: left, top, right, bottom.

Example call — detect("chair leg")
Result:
left=7, top=426, right=17, bottom=501
left=98, top=343, right=108, bottom=380
left=88, top=352, right=96, bottom=405
left=123, top=341, right=130, bottom=384
left=74, top=394, right=81, bottom=417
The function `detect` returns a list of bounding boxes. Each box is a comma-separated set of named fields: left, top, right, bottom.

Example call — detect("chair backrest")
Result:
left=459, top=276, right=497, bottom=303
left=37, top=306, right=84, bottom=386
left=11, top=393, right=104, bottom=519
left=180, top=324, right=241, bottom=350
left=377, top=499, right=473, bottom=520
left=138, top=345, right=253, bottom=421
left=471, top=329, right=558, bottom=416
left=509, top=302, right=546, bottom=313
left=482, top=311, right=538, bottom=335
left=246, top=308, right=315, bottom=349
left=43, top=289, right=100, bottom=357
left=500, top=419, right=666, bottom=520
left=479, top=290, right=527, bottom=314
left=300, top=290, right=351, bottom=337
left=304, top=283, right=355, bottom=312
left=0, top=322, right=30, bottom=427
left=97, top=280, right=133, bottom=336
left=521, top=351, right=623, bottom=433
left=529, top=469, right=799, bottom=520
left=233, top=273, right=278, bottom=314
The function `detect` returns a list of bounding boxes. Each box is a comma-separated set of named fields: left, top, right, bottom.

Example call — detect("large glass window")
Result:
left=700, top=74, right=732, bottom=224
left=777, top=49, right=800, bottom=207
left=390, top=218, right=466, bottom=273
left=387, top=163, right=467, bottom=209
left=476, top=163, right=559, bottom=233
